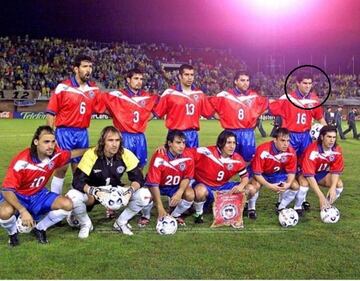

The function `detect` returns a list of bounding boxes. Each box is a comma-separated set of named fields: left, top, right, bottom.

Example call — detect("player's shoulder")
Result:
left=82, top=147, right=97, bottom=161
left=247, top=89, right=260, bottom=96
left=13, top=148, right=31, bottom=162
left=232, top=151, right=245, bottom=162
left=257, top=141, right=272, bottom=151
left=334, top=144, right=343, bottom=154
left=122, top=148, right=139, bottom=162
left=183, top=147, right=195, bottom=155
left=87, top=81, right=97, bottom=87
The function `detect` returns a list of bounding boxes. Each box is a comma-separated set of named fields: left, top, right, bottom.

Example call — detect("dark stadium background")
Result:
left=1, top=0, right=360, bottom=73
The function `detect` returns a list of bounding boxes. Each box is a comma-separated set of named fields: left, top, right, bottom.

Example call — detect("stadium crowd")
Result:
left=1, top=36, right=360, bottom=98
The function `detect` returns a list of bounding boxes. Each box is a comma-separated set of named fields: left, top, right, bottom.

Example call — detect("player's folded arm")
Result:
left=127, top=166, right=145, bottom=187
left=72, top=168, right=89, bottom=193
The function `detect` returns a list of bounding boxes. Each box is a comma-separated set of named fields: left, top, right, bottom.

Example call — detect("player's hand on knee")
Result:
left=230, top=185, right=244, bottom=194
left=169, top=193, right=181, bottom=207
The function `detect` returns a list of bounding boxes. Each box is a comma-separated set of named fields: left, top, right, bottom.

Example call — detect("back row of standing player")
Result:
left=45, top=54, right=343, bottom=221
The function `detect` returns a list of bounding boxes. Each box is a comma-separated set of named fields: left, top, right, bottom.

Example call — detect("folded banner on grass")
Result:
left=211, top=191, right=246, bottom=228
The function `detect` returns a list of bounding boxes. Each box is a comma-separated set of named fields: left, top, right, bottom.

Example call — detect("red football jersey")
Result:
left=2, top=148, right=71, bottom=196
left=46, top=77, right=102, bottom=128
left=193, top=146, right=248, bottom=187
left=300, top=142, right=344, bottom=177
left=145, top=148, right=194, bottom=187
left=269, top=90, right=323, bottom=132
left=154, top=86, right=214, bottom=130
left=251, top=141, right=297, bottom=175
left=209, top=89, right=268, bottom=129
left=98, top=89, right=157, bottom=133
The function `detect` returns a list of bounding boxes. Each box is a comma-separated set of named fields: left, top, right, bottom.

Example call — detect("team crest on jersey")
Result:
left=47, top=161, right=55, bottom=170
left=221, top=204, right=237, bottom=220
left=227, top=163, right=234, bottom=171
left=193, top=95, right=199, bottom=101
left=88, top=91, right=95, bottom=98
left=117, top=166, right=125, bottom=174
left=139, top=100, right=146, bottom=107
left=329, top=155, right=335, bottom=162
left=280, top=156, right=287, bottom=163
left=179, top=163, right=186, bottom=171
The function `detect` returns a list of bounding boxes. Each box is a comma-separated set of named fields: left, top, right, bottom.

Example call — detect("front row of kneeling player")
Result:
left=0, top=124, right=344, bottom=246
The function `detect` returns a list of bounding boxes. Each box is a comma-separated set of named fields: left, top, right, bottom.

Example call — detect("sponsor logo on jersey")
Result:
left=93, top=169, right=102, bottom=173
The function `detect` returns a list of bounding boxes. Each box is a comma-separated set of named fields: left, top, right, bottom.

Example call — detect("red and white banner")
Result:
left=211, top=191, right=246, bottom=228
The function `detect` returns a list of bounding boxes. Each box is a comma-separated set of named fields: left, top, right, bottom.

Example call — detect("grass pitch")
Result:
left=0, top=119, right=360, bottom=279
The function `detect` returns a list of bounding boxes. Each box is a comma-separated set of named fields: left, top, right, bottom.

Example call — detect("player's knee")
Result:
left=53, top=196, right=73, bottom=211
left=246, top=184, right=257, bottom=196
left=66, top=189, right=88, bottom=206
left=0, top=204, right=15, bottom=219
left=132, top=188, right=152, bottom=207
left=298, top=176, right=309, bottom=187
left=194, top=184, right=207, bottom=200
left=337, top=178, right=343, bottom=188
left=183, top=187, right=195, bottom=201
left=291, top=180, right=300, bottom=190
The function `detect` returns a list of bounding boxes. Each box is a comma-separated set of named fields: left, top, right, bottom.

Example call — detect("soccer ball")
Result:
left=66, top=212, right=80, bottom=228
left=320, top=206, right=340, bottom=223
left=16, top=216, right=34, bottom=233
left=156, top=215, right=178, bottom=235
left=278, top=208, right=299, bottom=228
left=309, top=123, right=323, bottom=140
left=106, top=187, right=125, bottom=210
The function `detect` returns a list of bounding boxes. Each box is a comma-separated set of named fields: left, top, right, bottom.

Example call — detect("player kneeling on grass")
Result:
left=0, top=126, right=86, bottom=246
left=297, top=125, right=344, bottom=211
left=143, top=130, right=195, bottom=227
left=66, top=126, right=151, bottom=238
left=192, top=130, right=257, bottom=227
left=249, top=128, right=301, bottom=219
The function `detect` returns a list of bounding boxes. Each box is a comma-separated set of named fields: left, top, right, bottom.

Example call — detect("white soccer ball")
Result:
left=320, top=206, right=340, bottom=223
left=156, top=215, right=178, bottom=235
left=16, top=216, right=34, bottom=233
left=309, top=123, right=323, bottom=140
left=66, top=212, right=80, bottom=228
left=278, top=208, right=299, bottom=228
left=106, top=187, right=125, bottom=210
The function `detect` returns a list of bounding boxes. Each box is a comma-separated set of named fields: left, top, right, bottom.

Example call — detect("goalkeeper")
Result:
left=66, top=126, right=151, bottom=238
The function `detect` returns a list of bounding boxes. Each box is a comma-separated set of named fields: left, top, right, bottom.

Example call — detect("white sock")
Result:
left=336, top=187, right=343, bottom=200
left=37, top=209, right=70, bottom=231
left=248, top=191, right=259, bottom=210
left=278, top=190, right=298, bottom=209
left=294, top=186, right=309, bottom=209
left=141, top=201, right=154, bottom=219
left=51, top=176, right=65, bottom=194
left=171, top=199, right=193, bottom=217
left=277, top=193, right=283, bottom=203
left=117, top=208, right=138, bottom=226
left=0, top=215, right=17, bottom=235
left=193, top=201, right=205, bottom=215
